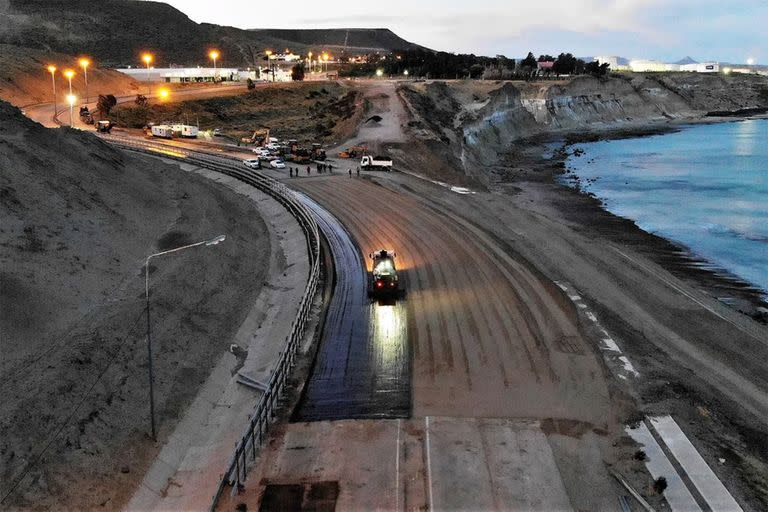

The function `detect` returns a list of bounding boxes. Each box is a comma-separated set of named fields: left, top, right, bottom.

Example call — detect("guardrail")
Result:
left=102, top=135, right=321, bottom=510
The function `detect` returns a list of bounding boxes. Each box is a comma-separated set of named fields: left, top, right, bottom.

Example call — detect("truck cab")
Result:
left=370, top=249, right=400, bottom=296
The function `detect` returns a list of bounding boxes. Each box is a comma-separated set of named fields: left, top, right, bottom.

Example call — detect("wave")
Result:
left=704, top=224, right=768, bottom=243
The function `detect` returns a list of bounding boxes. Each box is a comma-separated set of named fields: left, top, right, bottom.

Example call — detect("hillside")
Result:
left=0, top=44, right=139, bottom=106
left=0, top=100, right=270, bottom=509
left=0, top=0, right=422, bottom=67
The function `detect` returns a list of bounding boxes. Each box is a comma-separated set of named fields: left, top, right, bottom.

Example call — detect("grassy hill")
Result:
left=0, top=0, right=422, bottom=67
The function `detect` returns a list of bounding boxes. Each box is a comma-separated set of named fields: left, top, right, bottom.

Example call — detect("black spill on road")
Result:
left=292, top=195, right=410, bottom=421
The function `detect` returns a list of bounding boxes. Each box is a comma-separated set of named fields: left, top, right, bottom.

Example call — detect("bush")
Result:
left=246, top=78, right=255, bottom=90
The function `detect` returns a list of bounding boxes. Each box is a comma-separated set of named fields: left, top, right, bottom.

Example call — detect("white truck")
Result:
left=171, top=124, right=199, bottom=138
left=150, top=124, right=173, bottom=139
left=360, top=155, right=393, bottom=171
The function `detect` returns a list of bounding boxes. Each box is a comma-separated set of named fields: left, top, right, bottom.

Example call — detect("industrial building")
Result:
left=117, top=66, right=250, bottom=83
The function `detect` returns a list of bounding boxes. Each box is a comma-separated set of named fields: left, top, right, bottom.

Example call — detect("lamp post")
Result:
left=265, top=50, right=275, bottom=82
left=79, top=57, right=90, bottom=104
left=144, top=234, right=226, bottom=440
left=66, top=94, right=77, bottom=127
left=308, top=51, right=313, bottom=73
left=46, top=65, right=57, bottom=121
left=63, top=69, right=75, bottom=125
left=142, top=53, right=154, bottom=95
left=209, top=50, right=220, bottom=83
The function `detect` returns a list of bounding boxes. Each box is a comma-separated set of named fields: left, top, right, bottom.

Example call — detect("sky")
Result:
left=160, top=0, right=765, bottom=63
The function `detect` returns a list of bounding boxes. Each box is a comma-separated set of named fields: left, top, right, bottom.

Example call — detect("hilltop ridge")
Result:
left=0, top=0, right=422, bottom=67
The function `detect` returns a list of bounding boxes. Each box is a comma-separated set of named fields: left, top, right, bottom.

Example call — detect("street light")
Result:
left=79, top=57, right=90, bottom=104
left=66, top=94, right=77, bottom=127
left=403, top=69, right=409, bottom=77
left=158, top=88, right=170, bottom=101
left=63, top=69, right=75, bottom=95
left=142, top=53, right=154, bottom=95
left=376, top=68, right=384, bottom=77
left=308, top=51, right=313, bottom=72
left=209, top=50, right=220, bottom=82
left=265, top=49, right=275, bottom=82
left=144, top=234, right=226, bottom=440
left=46, top=65, right=57, bottom=121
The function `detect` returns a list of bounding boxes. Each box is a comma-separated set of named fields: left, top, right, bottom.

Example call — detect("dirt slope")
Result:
left=0, top=101, right=269, bottom=510
left=0, top=44, right=139, bottom=107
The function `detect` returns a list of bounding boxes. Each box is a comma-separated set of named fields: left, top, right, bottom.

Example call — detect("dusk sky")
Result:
left=161, top=0, right=764, bottom=63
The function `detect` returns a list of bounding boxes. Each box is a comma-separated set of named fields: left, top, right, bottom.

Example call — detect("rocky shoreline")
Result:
left=518, top=118, right=768, bottom=323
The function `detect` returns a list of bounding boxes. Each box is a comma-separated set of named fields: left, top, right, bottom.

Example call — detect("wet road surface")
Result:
left=293, top=193, right=410, bottom=421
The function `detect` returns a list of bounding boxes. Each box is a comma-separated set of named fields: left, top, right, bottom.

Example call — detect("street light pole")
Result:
left=79, top=58, right=90, bottom=104
left=47, top=65, right=57, bottom=122
left=143, top=234, right=226, bottom=440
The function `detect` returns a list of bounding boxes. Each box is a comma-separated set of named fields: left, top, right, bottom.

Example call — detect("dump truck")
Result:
left=311, top=143, right=327, bottom=161
left=361, top=155, right=393, bottom=171
left=369, top=249, right=400, bottom=297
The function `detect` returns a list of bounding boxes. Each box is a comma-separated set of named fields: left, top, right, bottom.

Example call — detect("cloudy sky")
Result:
left=162, top=0, right=764, bottom=63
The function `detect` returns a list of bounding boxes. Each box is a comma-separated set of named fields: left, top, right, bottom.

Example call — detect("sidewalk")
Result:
left=124, top=163, right=310, bottom=511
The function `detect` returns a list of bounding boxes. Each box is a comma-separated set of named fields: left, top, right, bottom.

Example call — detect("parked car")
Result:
left=243, top=158, right=261, bottom=169
left=270, top=159, right=286, bottom=169
left=265, top=142, right=280, bottom=151
left=252, top=147, right=270, bottom=157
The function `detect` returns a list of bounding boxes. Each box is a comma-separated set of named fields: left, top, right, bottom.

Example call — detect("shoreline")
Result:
left=509, top=115, right=768, bottom=323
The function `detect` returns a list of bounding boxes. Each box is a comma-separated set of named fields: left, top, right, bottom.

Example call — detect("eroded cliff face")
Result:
left=398, top=73, right=768, bottom=179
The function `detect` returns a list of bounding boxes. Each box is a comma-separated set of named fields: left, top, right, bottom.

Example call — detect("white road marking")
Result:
left=395, top=419, right=401, bottom=512
left=625, top=422, right=702, bottom=512
left=557, top=280, right=640, bottom=378
left=425, top=416, right=434, bottom=512
left=611, top=245, right=764, bottom=343
left=649, top=416, right=743, bottom=512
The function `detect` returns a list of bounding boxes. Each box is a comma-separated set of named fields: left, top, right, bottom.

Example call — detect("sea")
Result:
left=564, top=118, right=768, bottom=297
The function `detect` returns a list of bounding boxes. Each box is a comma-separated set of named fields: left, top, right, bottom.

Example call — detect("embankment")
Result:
left=399, top=73, right=768, bottom=182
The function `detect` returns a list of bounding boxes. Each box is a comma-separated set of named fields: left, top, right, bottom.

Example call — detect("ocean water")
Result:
left=564, top=118, right=768, bottom=296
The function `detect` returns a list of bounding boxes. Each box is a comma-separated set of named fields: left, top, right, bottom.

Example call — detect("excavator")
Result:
left=338, top=145, right=367, bottom=158
left=241, top=127, right=270, bottom=146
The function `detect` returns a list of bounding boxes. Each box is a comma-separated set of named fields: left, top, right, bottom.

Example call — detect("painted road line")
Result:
left=649, top=416, right=743, bottom=512
left=425, top=416, right=434, bottom=512
left=555, top=280, right=639, bottom=379
left=395, top=419, right=401, bottom=512
left=625, top=423, right=702, bottom=512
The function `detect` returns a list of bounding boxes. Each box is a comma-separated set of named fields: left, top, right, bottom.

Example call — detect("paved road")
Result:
left=292, top=176, right=610, bottom=422
left=293, top=193, right=410, bottom=420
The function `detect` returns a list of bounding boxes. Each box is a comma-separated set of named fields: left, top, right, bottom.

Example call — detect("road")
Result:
left=293, top=193, right=410, bottom=420
left=24, top=83, right=247, bottom=128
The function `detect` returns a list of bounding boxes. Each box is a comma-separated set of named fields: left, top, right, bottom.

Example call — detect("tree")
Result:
left=246, top=78, right=256, bottom=90
left=97, top=94, right=117, bottom=117
left=538, top=54, right=555, bottom=62
left=553, top=53, right=578, bottom=76
left=291, top=63, right=305, bottom=81
left=135, top=94, right=149, bottom=108
left=521, top=52, right=537, bottom=69
left=585, top=61, right=610, bottom=77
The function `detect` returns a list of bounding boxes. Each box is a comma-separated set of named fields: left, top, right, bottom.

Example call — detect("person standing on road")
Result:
left=289, top=167, right=293, bottom=178
left=356, top=166, right=360, bottom=177
left=348, top=168, right=352, bottom=178
left=307, top=165, right=311, bottom=176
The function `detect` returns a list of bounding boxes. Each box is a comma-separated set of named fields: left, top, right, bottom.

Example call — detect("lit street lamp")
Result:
left=209, top=50, right=220, bottom=82
left=63, top=69, right=75, bottom=96
left=158, top=88, right=170, bottom=101
left=66, top=93, right=77, bottom=127
left=46, top=65, right=57, bottom=121
left=142, top=53, right=154, bottom=95
left=265, top=49, right=276, bottom=82
left=144, top=234, right=226, bottom=440
left=79, top=57, right=90, bottom=104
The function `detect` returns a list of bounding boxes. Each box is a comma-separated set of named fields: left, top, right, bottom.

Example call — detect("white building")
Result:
left=117, top=67, right=243, bottom=83
left=629, top=60, right=681, bottom=72
left=680, top=62, right=720, bottom=73
left=594, top=56, right=619, bottom=68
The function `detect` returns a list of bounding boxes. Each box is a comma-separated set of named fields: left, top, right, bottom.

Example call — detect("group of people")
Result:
left=287, top=162, right=335, bottom=178
left=286, top=162, right=363, bottom=178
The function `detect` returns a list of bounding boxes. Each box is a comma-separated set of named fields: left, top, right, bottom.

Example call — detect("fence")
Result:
left=103, top=135, right=321, bottom=510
